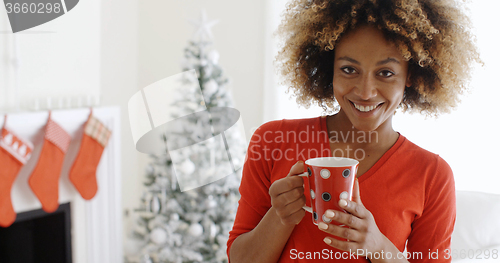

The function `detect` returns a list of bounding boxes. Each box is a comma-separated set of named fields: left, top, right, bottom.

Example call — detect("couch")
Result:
left=450, top=191, right=500, bottom=262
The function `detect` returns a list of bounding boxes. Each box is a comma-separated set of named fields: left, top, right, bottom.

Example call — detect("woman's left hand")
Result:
left=318, top=178, right=390, bottom=257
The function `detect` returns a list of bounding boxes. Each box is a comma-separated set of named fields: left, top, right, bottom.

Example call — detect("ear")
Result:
left=405, top=71, right=412, bottom=88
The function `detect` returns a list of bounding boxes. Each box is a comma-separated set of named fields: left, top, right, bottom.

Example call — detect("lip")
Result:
left=349, top=100, right=384, bottom=117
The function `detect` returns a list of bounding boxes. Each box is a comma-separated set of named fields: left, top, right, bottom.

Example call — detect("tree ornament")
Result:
left=187, top=223, right=204, bottom=237
left=203, top=79, right=218, bottom=98
left=179, top=158, right=195, bottom=175
left=209, top=222, right=217, bottom=238
left=150, top=227, right=168, bottom=245
left=207, top=49, right=219, bottom=64
left=189, top=10, right=219, bottom=41
left=206, top=195, right=217, bottom=208
left=170, top=213, right=180, bottom=221
left=150, top=195, right=161, bottom=214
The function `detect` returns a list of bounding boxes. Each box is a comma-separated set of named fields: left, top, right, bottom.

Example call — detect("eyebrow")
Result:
left=337, top=56, right=400, bottom=65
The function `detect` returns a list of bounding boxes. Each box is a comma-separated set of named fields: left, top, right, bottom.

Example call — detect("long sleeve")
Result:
left=226, top=121, right=279, bottom=257
left=406, top=156, right=456, bottom=262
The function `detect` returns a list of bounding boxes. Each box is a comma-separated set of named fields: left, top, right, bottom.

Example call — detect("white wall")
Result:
left=0, top=1, right=101, bottom=112
left=262, top=0, right=325, bottom=123
left=98, top=0, right=140, bottom=248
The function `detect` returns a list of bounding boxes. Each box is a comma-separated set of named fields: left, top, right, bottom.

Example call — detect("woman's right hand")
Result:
left=269, top=161, right=307, bottom=226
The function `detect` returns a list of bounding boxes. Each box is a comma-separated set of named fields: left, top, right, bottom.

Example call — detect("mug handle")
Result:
left=297, top=172, right=313, bottom=213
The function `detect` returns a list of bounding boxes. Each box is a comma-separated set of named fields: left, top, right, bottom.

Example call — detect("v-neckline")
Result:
left=319, top=116, right=405, bottom=183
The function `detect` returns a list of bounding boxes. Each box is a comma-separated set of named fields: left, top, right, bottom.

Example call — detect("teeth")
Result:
left=353, top=102, right=379, bottom=112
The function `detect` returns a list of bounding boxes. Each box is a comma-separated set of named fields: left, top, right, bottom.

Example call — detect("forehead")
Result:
left=334, top=25, right=403, bottom=61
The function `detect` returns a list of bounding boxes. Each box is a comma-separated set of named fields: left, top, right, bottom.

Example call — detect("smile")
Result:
left=351, top=102, right=383, bottom=112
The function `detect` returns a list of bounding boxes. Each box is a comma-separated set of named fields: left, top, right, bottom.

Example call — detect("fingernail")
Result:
left=325, top=210, right=335, bottom=218
left=298, top=161, right=303, bottom=164
left=339, top=199, right=348, bottom=207
left=318, top=222, right=328, bottom=230
left=324, top=237, right=331, bottom=244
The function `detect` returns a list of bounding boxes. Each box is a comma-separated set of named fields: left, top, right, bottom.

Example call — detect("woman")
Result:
left=228, top=0, right=480, bottom=262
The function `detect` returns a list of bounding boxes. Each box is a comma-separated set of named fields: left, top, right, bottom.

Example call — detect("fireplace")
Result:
left=0, top=203, right=72, bottom=263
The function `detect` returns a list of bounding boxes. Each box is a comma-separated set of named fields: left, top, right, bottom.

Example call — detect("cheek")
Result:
left=384, top=86, right=405, bottom=105
left=332, top=77, right=349, bottom=96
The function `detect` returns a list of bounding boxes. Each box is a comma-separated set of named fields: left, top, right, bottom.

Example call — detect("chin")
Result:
left=343, top=112, right=382, bottom=132
left=351, top=122, right=380, bottom=132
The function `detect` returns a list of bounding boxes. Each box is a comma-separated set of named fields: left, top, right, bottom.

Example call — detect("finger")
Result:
left=278, top=195, right=307, bottom=218
left=352, top=178, right=363, bottom=205
left=339, top=198, right=368, bottom=220
left=269, top=161, right=306, bottom=197
left=269, top=176, right=304, bottom=198
left=272, top=186, right=305, bottom=208
left=318, top=222, right=362, bottom=242
left=323, top=209, right=364, bottom=229
left=287, top=161, right=305, bottom=177
left=323, top=236, right=357, bottom=253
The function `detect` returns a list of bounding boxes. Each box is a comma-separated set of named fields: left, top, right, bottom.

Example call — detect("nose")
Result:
left=354, top=74, right=377, bottom=100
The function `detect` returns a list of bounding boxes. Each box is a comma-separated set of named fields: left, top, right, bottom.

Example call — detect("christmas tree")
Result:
left=126, top=11, right=246, bottom=263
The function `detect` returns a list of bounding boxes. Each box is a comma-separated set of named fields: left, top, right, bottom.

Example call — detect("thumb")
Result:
left=352, top=178, right=363, bottom=206
left=287, top=160, right=305, bottom=177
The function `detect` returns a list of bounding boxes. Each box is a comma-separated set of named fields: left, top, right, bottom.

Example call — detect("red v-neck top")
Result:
left=228, top=116, right=455, bottom=262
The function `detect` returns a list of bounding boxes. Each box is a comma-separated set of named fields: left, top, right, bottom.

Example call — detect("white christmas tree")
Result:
left=125, top=11, right=246, bottom=263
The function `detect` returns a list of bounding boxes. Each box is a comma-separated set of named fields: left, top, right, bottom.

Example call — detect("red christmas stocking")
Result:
left=69, top=113, right=111, bottom=200
left=28, top=114, right=71, bottom=213
left=0, top=125, right=33, bottom=227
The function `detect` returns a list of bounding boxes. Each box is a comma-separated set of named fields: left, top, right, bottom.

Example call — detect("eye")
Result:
left=378, top=70, right=395, bottom=78
left=340, top=66, right=357, bottom=74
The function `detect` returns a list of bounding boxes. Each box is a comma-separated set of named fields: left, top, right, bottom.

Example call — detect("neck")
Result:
left=326, top=110, right=398, bottom=151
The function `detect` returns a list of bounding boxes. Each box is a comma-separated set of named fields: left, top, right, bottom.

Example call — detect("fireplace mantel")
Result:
left=0, top=107, right=122, bottom=263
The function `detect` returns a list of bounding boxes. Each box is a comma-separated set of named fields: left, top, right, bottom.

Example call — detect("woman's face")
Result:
left=332, top=25, right=411, bottom=132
